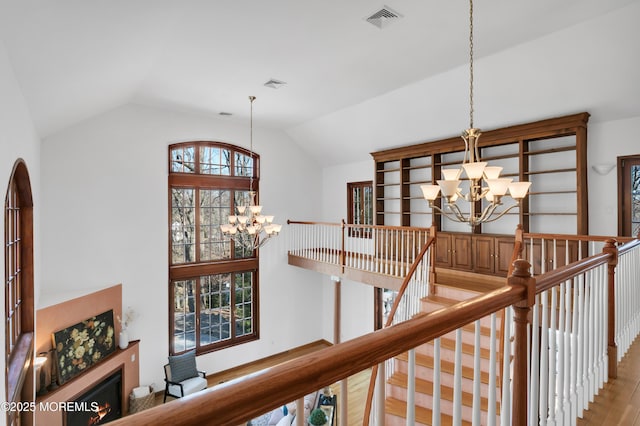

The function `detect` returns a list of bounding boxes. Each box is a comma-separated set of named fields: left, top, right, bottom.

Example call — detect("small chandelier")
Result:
left=220, top=96, right=281, bottom=249
left=420, top=0, right=531, bottom=228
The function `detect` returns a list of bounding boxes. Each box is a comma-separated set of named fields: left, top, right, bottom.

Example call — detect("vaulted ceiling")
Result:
left=1, top=0, right=638, bottom=165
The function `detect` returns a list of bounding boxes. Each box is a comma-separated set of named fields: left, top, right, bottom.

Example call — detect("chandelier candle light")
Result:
left=220, top=96, right=282, bottom=249
left=420, top=0, right=531, bottom=228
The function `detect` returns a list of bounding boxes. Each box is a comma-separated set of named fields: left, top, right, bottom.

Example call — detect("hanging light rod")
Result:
left=420, top=0, right=531, bottom=228
left=220, top=96, right=282, bottom=249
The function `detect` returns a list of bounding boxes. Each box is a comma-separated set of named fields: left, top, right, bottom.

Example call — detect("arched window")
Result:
left=168, top=142, right=259, bottom=355
left=5, top=159, right=34, bottom=426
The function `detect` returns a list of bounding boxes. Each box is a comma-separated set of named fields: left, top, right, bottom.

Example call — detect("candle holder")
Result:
left=48, top=348, right=59, bottom=391
left=35, top=352, right=50, bottom=396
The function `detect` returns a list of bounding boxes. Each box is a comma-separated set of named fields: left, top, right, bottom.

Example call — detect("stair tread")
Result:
left=388, top=372, right=491, bottom=409
left=396, top=351, right=495, bottom=383
left=413, top=312, right=501, bottom=338
left=386, top=397, right=472, bottom=426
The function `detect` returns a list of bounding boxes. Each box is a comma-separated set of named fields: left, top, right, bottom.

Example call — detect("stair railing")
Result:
left=114, top=274, right=529, bottom=426
left=110, top=237, right=640, bottom=426
left=613, top=238, right=640, bottom=364
left=364, top=234, right=436, bottom=425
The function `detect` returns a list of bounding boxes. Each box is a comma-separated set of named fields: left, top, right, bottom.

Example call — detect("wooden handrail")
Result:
left=113, top=235, right=639, bottom=426
left=287, top=219, right=343, bottom=226
left=523, top=232, right=635, bottom=244
left=287, top=219, right=431, bottom=233
left=534, top=252, right=611, bottom=294
left=114, top=285, right=525, bottom=426
left=617, top=237, right=640, bottom=255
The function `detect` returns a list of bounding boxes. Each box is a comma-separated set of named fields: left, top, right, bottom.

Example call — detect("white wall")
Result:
left=288, top=2, right=640, bottom=168
left=0, top=39, right=42, bottom=402
left=588, top=116, right=640, bottom=236
left=305, top=2, right=640, bottom=238
left=40, top=103, right=323, bottom=388
left=321, top=160, right=376, bottom=341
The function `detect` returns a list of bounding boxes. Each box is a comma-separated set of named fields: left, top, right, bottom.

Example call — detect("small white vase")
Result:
left=119, top=329, right=129, bottom=350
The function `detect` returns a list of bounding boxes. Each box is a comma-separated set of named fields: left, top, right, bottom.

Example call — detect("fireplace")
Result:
left=66, top=370, right=122, bottom=426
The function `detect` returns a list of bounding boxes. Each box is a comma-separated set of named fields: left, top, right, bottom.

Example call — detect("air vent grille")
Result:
left=366, top=6, right=402, bottom=29
left=264, top=79, right=286, bottom=89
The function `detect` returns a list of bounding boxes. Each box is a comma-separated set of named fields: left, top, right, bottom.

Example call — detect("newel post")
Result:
left=603, top=239, right=618, bottom=379
left=509, top=259, right=535, bottom=425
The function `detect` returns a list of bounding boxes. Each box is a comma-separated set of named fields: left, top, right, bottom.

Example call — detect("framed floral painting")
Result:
left=52, top=309, right=116, bottom=385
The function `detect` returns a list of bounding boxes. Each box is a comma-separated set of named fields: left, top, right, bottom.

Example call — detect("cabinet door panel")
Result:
left=473, top=236, right=494, bottom=274
left=495, top=237, right=515, bottom=276
left=452, top=235, right=472, bottom=270
left=435, top=234, right=452, bottom=267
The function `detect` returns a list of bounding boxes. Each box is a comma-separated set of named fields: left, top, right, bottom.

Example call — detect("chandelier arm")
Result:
left=428, top=202, right=465, bottom=224
left=477, top=202, right=501, bottom=223
left=445, top=201, right=469, bottom=222
left=478, top=202, right=522, bottom=224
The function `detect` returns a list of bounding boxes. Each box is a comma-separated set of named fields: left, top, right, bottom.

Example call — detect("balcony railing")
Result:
left=113, top=225, right=640, bottom=426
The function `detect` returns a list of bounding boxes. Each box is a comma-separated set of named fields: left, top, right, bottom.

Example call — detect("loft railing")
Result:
left=112, top=234, right=640, bottom=426
left=287, top=220, right=434, bottom=289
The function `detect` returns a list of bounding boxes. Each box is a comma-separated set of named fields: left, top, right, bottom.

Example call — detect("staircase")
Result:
left=384, top=269, right=506, bottom=425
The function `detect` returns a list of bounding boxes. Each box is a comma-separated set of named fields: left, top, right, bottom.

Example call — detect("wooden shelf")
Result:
left=371, top=112, right=589, bottom=235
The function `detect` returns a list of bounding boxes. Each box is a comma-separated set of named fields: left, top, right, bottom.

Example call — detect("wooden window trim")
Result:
left=168, top=142, right=260, bottom=356
left=618, top=155, right=640, bottom=237
left=5, top=159, right=34, bottom=426
left=347, top=181, right=373, bottom=238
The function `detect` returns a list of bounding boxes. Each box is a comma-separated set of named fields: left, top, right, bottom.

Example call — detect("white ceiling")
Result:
left=0, top=1, right=638, bottom=153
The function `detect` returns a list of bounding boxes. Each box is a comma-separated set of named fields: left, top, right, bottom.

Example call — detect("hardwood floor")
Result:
left=576, top=336, right=640, bottom=425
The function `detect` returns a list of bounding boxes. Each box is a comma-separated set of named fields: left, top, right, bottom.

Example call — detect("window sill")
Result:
left=7, top=332, right=34, bottom=403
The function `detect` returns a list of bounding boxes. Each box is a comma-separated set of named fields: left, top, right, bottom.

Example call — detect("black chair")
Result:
left=163, top=350, right=207, bottom=402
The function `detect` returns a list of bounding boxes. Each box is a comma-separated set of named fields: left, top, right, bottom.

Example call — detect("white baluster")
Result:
left=557, top=282, right=566, bottom=422
left=432, top=338, right=441, bottom=426
left=501, top=308, right=513, bottom=426
left=453, top=328, right=463, bottom=426
left=539, top=290, right=550, bottom=426
left=548, top=287, right=558, bottom=424
left=472, top=320, right=482, bottom=426
left=406, top=349, right=416, bottom=425
left=529, top=297, right=541, bottom=426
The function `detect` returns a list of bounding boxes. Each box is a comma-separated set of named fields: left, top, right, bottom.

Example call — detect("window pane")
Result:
left=173, top=280, right=197, bottom=352
left=234, top=272, right=253, bottom=337
left=200, top=146, right=230, bottom=175
left=171, top=146, right=195, bottom=173
left=171, top=188, right=195, bottom=264
left=235, top=153, right=253, bottom=177
left=632, top=165, right=640, bottom=236
left=200, top=274, right=231, bottom=346
left=200, top=189, right=231, bottom=261
left=364, top=185, right=373, bottom=225
left=233, top=190, right=255, bottom=258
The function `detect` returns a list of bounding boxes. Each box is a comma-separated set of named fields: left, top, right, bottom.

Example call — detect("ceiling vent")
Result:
left=264, top=79, right=287, bottom=89
left=365, top=6, right=402, bottom=29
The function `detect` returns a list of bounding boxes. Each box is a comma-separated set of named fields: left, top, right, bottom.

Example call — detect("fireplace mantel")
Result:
left=34, top=284, right=141, bottom=425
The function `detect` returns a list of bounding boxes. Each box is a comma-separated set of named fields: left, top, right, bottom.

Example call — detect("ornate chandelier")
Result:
left=420, top=0, right=531, bottom=228
left=220, top=96, right=281, bottom=249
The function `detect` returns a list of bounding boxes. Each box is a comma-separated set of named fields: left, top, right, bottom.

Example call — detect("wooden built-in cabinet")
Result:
left=371, top=112, right=589, bottom=235
left=436, top=232, right=514, bottom=276
left=372, top=112, right=590, bottom=276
